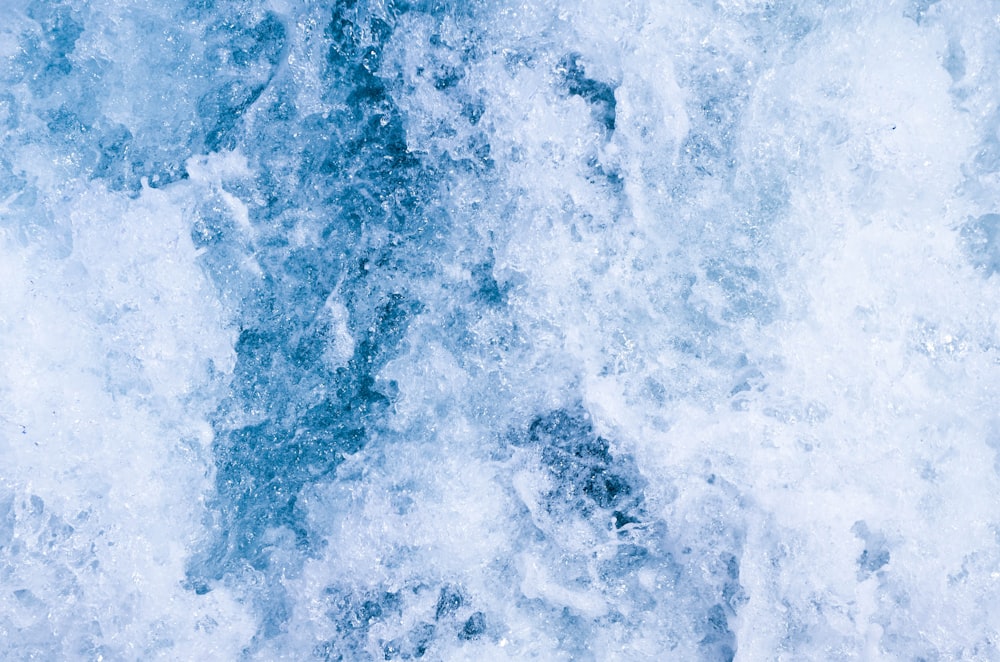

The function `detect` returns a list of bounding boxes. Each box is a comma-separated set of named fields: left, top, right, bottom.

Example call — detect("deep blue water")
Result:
left=2, top=0, right=1000, bottom=659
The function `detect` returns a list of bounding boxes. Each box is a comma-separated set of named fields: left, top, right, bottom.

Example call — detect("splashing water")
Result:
left=1, top=0, right=999, bottom=659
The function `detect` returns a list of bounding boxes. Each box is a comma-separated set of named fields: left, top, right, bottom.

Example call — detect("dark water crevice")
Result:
left=180, top=3, right=465, bottom=646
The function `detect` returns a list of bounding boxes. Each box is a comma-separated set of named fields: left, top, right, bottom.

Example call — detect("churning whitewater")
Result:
left=1, top=0, right=1000, bottom=659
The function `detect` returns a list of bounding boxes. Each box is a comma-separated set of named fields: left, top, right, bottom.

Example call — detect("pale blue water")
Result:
left=2, top=0, right=1000, bottom=659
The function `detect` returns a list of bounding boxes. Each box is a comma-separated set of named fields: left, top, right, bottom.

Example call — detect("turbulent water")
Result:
left=1, top=0, right=999, bottom=659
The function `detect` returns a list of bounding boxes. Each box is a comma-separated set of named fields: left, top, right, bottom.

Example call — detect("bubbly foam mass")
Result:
left=1, top=0, right=999, bottom=659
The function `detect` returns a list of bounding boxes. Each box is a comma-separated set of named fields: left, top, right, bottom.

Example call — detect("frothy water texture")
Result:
left=1, top=0, right=999, bottom=659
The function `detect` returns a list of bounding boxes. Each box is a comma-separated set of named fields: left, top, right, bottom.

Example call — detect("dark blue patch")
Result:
left=859, top=548, right=891, bottom=574
left=470, top=251, right=506, bottom=306
left=435, top=584, right=464, bottom=620
left=190, top=199, right=236, bottom=248
left=559, top=53, right=617, bottom=133
left=960, top=213, right=1000, bottom=275
left=92, top=124, right=141, bottom=195
left=409, top=622, right=436, bottom=658
left=458, top=611, right=486, bottom=640
left=230, top=12, right=287, bottom=67
left=506, top=407, right=749, bottom=658
left=315, top=580, right=475, bottom=660
left=700, top=603, right=736, bottom=662
left=519, top=407, right=645, bottom=519
left=943, top=38, right=966, bottom=82
left=904, top=0, right=940, bottom=24
left=22, top=1, right=84, bottom=97
left=722, top=553, right=747, bottom=610
left=852, top=520, right=891, bottom=578
left=198, top=80, right=268, bottom=152
left=182, top=6, right=445, bottom=641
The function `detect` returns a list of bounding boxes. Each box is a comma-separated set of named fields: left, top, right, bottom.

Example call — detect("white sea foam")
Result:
left=0, top=159, right=253, bottom=657
left=2, top=0, right=999, bottom=659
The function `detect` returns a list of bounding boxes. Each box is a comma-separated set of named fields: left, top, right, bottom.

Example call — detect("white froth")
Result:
left=4, top=0, right=1000, bottom=659
left=370, top=1, right=1000, bottom=658
left=0, top=160, right=252, bottom=656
